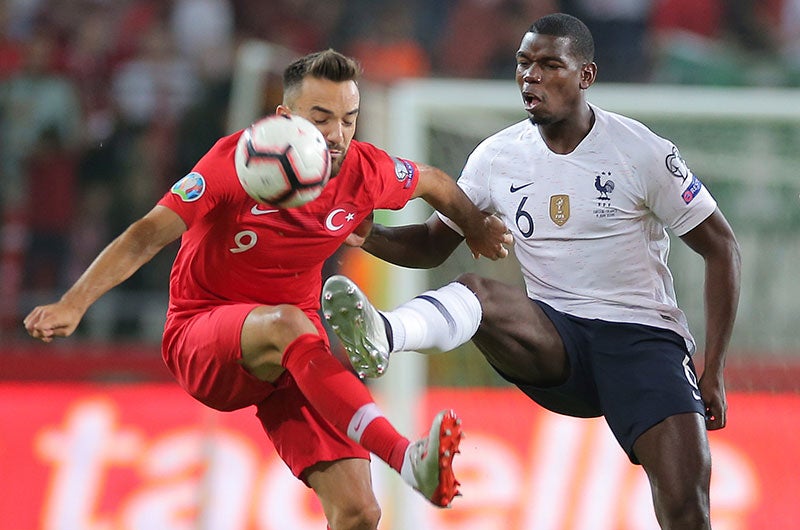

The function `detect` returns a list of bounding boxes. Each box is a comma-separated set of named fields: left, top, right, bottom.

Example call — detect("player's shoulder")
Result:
left=197, top=130, right=241, bottom=168
left=484, top=119, right=531, bottom=143
left=212, top=129, right=242, bottom=153
left=346, top=139, right=379, bottom=160
left=343, top=139, right=417, bottom=178
left=594, top=105, right=670, bottom=149
left=342, top=139, right=396, bottom=171
left=472, top=119, right=532, bottom=157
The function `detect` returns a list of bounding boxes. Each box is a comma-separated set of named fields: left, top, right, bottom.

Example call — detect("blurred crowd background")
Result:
left=1, top=0, right=799, bottom=345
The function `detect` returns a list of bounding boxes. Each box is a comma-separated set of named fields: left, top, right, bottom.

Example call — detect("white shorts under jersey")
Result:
left=440, top=104, right=717, bottom=353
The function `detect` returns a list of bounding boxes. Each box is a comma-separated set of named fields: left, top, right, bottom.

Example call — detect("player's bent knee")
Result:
left=327, top=501, right=381, bottom=530
left=246, top=304, right=319, bottom=349
left=454, top=272, right=505, bottom=311
left=241, top=305, right=320, bottom=381
left=454, top=272, right=484, bottom=293
left=270, top=304, right=319, bottom=337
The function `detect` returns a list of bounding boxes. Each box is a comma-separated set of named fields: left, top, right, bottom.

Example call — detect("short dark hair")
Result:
left=529, top=13, right=595, bottom=63
left=283, top=49, right=362, bottom=100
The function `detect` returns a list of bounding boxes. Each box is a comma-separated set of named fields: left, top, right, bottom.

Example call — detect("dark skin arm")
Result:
left=359, top=212, right=465, bottom=269
left=679, top=208, right=741, bottom=431
left=410, top=162, right=510, bottom=260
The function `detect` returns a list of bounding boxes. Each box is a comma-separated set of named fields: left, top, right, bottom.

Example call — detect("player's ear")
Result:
left=580, top=62, right=597, bottom=90
left=275, top=105, right=291, bottom=117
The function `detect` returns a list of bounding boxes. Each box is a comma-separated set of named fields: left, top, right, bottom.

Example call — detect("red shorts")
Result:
left=162, top=304, right=370, bottom=480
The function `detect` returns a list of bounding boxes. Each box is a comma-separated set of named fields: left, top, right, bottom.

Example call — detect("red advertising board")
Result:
left=0, top=384, right=797, bottom=529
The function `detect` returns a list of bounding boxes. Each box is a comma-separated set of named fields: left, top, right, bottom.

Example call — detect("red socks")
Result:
left=281, top=334, right=409, bottom=472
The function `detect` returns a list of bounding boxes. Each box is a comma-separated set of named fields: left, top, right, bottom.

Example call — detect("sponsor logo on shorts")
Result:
left=682, top=355, right=703, bottom=401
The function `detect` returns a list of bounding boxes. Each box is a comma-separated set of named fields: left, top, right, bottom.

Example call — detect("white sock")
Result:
left=346, top=403, right=383, bottom=444
left=381, top=282, right=481, bottom=353
left=400, top=444, right=418, bottom=488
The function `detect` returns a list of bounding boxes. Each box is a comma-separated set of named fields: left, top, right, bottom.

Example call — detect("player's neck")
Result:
left=536, top=104, right=595, bottom=155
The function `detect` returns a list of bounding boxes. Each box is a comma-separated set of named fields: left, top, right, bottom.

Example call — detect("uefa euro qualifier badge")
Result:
left=392, top=157, right=415, bottom=189
left=171, top=172, right=206, bottom=202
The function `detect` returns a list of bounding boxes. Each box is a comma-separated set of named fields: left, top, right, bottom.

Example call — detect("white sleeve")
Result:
left=436, top=140, right=496, bottom=236
left=645, top=143, right=717, bottom=236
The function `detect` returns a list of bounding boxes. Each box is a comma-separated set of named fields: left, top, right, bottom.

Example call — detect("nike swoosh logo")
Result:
left=354, top=416, right=365, bottom=431
left=251, top=205, right=279, bottom=215
left=510, top=182, right=534, bottom=193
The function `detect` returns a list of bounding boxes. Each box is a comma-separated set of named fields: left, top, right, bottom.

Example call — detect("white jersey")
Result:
left=440, top=105, right=717, bottom=352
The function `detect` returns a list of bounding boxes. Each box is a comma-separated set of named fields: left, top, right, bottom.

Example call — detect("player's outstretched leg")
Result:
left=401, top=409, right=463, bottom=508
left=322, top=274, right=390, bottom=378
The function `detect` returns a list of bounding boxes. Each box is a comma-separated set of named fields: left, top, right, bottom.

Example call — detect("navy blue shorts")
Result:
left=494, top=299, right=706, bottom=464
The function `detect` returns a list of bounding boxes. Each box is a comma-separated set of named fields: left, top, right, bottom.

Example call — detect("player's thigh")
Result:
left=634, top=412, right=711, bottom=503
left=305, top=458, right=380, bottom=528
left=240, top=304, right=324, bottom=381
left=164, top=304, right=275, bottom=411
left=456, top=273, right=568, bottom=385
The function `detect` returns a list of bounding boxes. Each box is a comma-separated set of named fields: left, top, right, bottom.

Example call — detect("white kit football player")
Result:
left=323, top=13, right=741, bottom=530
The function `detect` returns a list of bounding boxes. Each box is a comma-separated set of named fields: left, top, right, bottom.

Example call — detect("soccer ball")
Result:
left=234, top=114, right=331, bottom=208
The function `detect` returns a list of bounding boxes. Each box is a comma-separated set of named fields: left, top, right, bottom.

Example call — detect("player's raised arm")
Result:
left=353, top=213, right=463, bottom=269
left=23, top=205, right=186, bottom=342
left=411, top=162, right=511, bottom=261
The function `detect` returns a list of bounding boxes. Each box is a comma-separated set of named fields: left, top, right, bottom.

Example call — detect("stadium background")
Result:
left=1, top=1, right=799, bottom=529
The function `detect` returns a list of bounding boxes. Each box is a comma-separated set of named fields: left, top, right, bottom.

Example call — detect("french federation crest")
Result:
left=171, top=172, right=206, bottom=202
left=549, top=194, right=570, bottom=226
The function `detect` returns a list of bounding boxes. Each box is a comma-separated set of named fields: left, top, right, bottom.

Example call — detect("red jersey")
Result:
left=158, top=132, right=418, bottom=317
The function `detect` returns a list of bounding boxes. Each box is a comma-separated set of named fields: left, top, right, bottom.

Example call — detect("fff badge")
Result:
left=550, top=194, right=570, bottom=226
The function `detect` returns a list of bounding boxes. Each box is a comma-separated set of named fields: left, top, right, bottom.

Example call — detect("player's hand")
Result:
left=23, top=302, right=83, bottom=343
left=465, top=213, right=513, bottom=261
left=698, top=372, right=727, bottom=430
left=344, top=212, right=374, bottom=247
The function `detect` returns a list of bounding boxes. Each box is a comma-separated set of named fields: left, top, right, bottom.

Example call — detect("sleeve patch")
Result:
left=392, top=157, right=416, bottom=188
left=171, top=172, right=206, bottom=202
left=665, top=146, right=690, bottom=182
left=682, top=174, right=703, bottom=204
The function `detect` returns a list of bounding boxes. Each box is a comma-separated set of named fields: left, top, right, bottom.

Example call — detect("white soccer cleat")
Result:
left=322, top=275, right=390, bottom=378
left=403, top=409, right=463, bottom=508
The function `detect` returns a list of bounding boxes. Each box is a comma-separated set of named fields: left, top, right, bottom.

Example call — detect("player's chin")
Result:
left=330, top=158, right=344, bottom=178
left=528, top=110, right=554, bottom=126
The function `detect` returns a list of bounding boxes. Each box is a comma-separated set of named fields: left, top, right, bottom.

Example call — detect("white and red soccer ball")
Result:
left=235, top=114, right=331, bottom=208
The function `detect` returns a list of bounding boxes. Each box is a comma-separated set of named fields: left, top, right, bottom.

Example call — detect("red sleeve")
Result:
left=347, top=140, right=418, bottom=210
left=157, top=133, right=243, bottom=226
